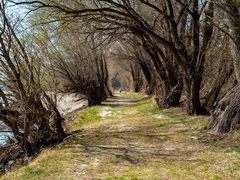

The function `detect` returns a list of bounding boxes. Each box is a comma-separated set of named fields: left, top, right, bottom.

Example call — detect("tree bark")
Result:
left=156, top=78, right=183, bottom=108
left=208, top=85, right=240, bottom=133
left=184, top=77, right=202, bottom=115
left=203, top=59, right=233, bottom=113
left=208, top=0, right=240, bottom=133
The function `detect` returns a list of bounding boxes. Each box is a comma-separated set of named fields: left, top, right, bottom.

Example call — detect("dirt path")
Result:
left=2, top=93, right=240, bottom=180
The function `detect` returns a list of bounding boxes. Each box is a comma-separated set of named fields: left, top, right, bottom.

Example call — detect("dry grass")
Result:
left=1, top=93, right=240, bottom=180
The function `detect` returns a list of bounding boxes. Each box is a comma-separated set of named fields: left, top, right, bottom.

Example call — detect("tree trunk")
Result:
left=156, top=78, right=183, bottom=108
left=130, top=63, right=144, bottom=92
left=208, top=85, right=240, bottom=134
left=87, top=87, right=108, bottom=106
left=139, top=60, right=152, bottom=85
left=203, top=59, right=233, bottom=113
left=141, top=40, right=183, bottom=107
left=184, top=77, right=202, bottom=115
left=207, top=0, right=240, bottom=134
left=145, top=75, right=156, bottom=95
left=226, top=0, right=240, bottom=83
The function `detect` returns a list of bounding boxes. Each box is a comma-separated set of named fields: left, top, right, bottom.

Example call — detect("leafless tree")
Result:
left=208, top=0, right=240, bottom=133
left=0, top=1, right=66, bottom=169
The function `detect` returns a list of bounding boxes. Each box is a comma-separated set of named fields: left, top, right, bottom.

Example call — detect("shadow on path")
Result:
left=101, top=96, right=151, bottom=108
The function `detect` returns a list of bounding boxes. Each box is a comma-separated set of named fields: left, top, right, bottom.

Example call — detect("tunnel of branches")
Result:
left=0, top=0, right=240, bottom=171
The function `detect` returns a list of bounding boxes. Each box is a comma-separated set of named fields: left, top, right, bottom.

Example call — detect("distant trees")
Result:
left=110, top=39, right=146, bottom=92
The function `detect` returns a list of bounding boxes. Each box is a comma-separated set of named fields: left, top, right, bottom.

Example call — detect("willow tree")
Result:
left=45, top=24, right=113, bottom=105
left=208, top=0, right=240, bottom=133
left=0, top=1, right=66, bottom=161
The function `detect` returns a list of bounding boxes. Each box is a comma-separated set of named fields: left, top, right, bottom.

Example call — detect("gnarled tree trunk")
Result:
left=208, top=85, right=240, bottom=133
left=208, top=0, right=240, bottom=133
left=156, top=78, right=183, bottom=108
left=202, top=58, right=233, bottom=113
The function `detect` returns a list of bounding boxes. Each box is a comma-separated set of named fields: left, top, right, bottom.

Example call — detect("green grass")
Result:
left=2, top=92, right=240, bottom=180
left=137, top=99, right=160, bottom=115
left=69, top=105, right=102, bottom=131
left=120, top=92, right=143, bottom=98
left=225, top=148, right=240, bottom=153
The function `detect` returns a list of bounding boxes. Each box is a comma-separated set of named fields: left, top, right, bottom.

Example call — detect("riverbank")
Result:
left=0, top=93, right=88, bottom=174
